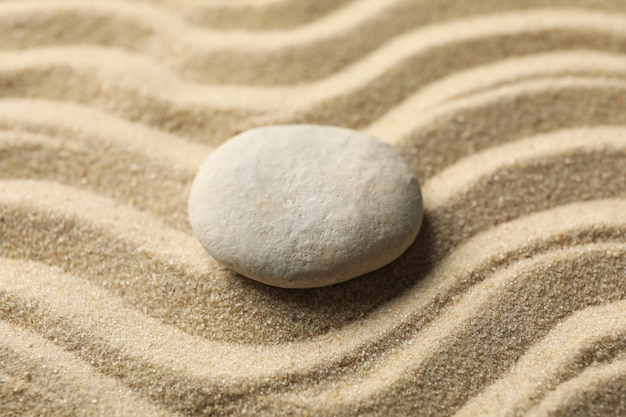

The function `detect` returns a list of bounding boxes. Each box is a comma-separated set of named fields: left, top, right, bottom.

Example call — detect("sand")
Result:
left=0, top=0, right=625, bottom=415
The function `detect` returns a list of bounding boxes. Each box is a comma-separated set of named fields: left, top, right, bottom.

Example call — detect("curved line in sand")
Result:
left=2, top=241, right=625, bottom=412
left=0, top=47, right=287, bottom=108
left=0, top=0, right=400, bottom=49
left=0, top=319, right=171, bottom=417
left=285, top=72, right=626, bottom=132
left=423, top=126, right=626, bottom=207
left=0, top=258, right=249, bottom=414
left=0, top=86, right=623, bottom=180
left=0, top=129, right=194, bottom=231
left=173, top=0, right=336, bottom=11
left=2, top=2, right=624, bottom=415
left=0, top=99, right=210, bottom=167
left=300, top=290, right=626, bottom=415
left=2, top=122, right=624, bottom=236
left=1, top=127, right=625, bottom=409
left=184, top=0, right=291, bottom=7
left=185, top=8, right=626, bottom=84
left=175, top=0, right=356, bottom=31
left=1, top=123, right=624, bottom=254
left=1, top=125, right=625, bottom=340
left=1, top=7, right=625, bottom=85
left=454, top=308, right=626, bottom=417
left=524, top=359, right=626, bottom=417
left=389, top=77, right=626, bottom=148
left=391, top=79, right=626, bottom=180
left=2, top=175, right=626, bottom=361
left=365, top=51, right=626, bottom=140
left=2, top=51, right=625, bottom=144
left=0, top=51, right=268, bottom=143
left=0, top=179, right=206, bottom=270
left=2, top=48, right=625, bottom=114
left=414, top=126, right=626, bottom=262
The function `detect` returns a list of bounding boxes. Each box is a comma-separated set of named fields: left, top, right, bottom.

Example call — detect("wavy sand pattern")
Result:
left=0, top=0, right=625, bottom=415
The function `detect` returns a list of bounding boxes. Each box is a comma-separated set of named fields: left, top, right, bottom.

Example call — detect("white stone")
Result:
left=188, top=125, right=423, bottom=288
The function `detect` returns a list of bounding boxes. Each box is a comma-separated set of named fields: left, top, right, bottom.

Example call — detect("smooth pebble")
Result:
left=188, top=125, right=423, bottom=288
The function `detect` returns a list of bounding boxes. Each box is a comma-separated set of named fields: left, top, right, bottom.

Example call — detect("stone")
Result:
left=188, top=125, right=423, bottom=288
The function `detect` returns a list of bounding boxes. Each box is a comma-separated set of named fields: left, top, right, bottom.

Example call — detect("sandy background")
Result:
left=1, top=0, right=626, bottom=415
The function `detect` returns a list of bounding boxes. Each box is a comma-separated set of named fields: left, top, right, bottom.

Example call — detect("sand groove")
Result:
left=0, top=0, right=625, bottom=415
left=524, top=359, right=626, bottom=417
left=455, top=302, right=626, bottom=417
left=1, top=48, right=625, bottom=142
left=273, top=247, right=626, bottom=415
left=0, top=320, right=172, bottom=417
left=1, top=5, right=626, bottom=85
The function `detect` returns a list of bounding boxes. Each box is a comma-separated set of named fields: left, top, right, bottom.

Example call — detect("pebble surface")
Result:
left=188, top=125, right=423, bottom=288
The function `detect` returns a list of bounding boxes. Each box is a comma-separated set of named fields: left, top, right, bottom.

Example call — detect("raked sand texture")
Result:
left=0, top=0, right=625, bottom=416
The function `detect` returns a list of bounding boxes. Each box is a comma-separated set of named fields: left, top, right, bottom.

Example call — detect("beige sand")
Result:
left=1, top=0, right=625, bottom=415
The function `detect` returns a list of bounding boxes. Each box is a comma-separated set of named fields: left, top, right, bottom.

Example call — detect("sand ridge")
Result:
left=0, top=0, right=625, bottom=416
